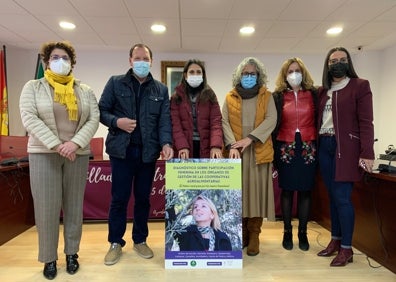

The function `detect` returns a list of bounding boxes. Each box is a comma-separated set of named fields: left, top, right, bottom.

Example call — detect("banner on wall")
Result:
left=83, top=160, right=165, bottom=220
left=165, top=158, right=242, bottom=269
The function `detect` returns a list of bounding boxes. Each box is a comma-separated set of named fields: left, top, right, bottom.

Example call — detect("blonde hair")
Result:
left=274, top=57, right=314, bottom=92
left=191, top=195, right=221, bottom=230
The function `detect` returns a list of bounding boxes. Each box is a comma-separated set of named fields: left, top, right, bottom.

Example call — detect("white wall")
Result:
left=70, top=50, right=327, bottom=143
left=6, top=47, right=37, bottom=136
left=351, top=50, right=382, bottom=155
left=377, top=45, right=396, bottom=154
left=4, top=45, right=394, bottom=158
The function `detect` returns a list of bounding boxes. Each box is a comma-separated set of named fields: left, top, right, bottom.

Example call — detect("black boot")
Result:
left=298, top=230, right=309, bottom=251
left=66, top=254, right=79, bottom=274
left=282, top=229, right=293, bottom=250
left=43, top=261, right=57, bottom=280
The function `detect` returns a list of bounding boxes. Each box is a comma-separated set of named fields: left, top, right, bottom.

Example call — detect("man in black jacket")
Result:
left=99, top=43, right=173, bottom=265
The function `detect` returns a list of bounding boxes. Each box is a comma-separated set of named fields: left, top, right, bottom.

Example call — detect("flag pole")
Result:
left=2, top=45, right=7, bottom=86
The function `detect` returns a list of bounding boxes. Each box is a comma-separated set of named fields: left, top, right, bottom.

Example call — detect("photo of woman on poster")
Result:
left=166, top=191, right=240, bottom=252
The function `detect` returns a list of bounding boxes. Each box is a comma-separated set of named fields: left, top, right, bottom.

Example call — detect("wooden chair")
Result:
left=89, top=137, right=104, bottom=159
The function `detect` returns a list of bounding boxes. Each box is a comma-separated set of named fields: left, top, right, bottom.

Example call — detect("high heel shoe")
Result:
left=66, top=254, right=79, bottom=274
left=43, top=261, right=57, bottom=280
left=330, top=247, right=353, bottom=267
left=317, top=239, right=340, bottom=257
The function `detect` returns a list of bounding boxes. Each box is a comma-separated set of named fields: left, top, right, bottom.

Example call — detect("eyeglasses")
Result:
left=328, top=57, right=348, bottom=65
left=50, top=55, right=70, bottom=61
left=241, top=72, right=257, bottom=77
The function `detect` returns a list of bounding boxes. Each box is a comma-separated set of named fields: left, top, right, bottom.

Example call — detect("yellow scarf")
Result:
left=44, top=69, right=78, bottom=121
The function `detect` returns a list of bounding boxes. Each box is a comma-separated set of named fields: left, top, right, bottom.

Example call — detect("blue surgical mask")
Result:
left=133, top=61, right=150, bottom=78
left=241, top=75, right=257, bottom=89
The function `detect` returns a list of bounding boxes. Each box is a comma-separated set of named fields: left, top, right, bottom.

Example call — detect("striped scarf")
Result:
left=197, top=226, right=215, bottom=251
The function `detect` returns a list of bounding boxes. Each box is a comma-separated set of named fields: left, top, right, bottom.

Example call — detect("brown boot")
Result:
left=317, top=239, right=341, bottom=257
left=330, top=247, right=353, bottom=267
left=246, top=217, right=263, bottom=256
left=242, top=217, right=249, bottom=249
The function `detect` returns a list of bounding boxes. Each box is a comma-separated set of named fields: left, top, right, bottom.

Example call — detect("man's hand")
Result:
left=161, top=144, right=174, bottom=160
left=117, top=118, right=137, bottom=133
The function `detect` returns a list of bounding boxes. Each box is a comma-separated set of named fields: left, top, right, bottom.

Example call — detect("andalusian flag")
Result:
left=0, top=45, right=9, bottom=136
left=35, top=53, right=44, bottom=79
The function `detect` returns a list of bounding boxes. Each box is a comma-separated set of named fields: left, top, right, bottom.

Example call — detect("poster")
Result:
left=165, top=158, right=242, bottom=269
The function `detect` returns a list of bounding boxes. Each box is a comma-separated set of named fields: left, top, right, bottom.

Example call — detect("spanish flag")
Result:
left=0, top=46, right=9, bottom=136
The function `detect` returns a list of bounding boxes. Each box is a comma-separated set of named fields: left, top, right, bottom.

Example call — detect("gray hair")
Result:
left=232, top=57, right=268, bottom=88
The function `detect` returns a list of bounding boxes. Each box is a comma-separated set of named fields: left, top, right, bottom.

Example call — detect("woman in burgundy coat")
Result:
left=170, top=59, right=223, bottom=159
left=316, top=47, right=375, bottom=267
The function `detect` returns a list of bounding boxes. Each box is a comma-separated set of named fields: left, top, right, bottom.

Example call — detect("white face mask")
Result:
left=186, top=75, right=203, bottom=88
left=49, top=58, right=71, bottom=75
left=286, top=72, right=302, bottom=87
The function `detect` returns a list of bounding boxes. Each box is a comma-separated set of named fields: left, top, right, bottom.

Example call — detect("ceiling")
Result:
left=1, top=0, right=396, bottom=54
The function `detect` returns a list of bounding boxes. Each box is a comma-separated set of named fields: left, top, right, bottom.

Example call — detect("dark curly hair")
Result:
left=40, top=41, right=77, bottom=68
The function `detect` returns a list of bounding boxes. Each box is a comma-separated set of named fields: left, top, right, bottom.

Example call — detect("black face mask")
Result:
left=329, top=62, right=349, bottom=78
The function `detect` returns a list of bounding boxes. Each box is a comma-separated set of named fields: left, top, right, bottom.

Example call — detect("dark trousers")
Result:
left=108, top=144, right=156, bottom=246
left=318, top=136, right=354, bottom=247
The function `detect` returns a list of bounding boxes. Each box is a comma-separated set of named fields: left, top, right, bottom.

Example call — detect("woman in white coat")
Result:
left=19, top=41, right=99, bottom=280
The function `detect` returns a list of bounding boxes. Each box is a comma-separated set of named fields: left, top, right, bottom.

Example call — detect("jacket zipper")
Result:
left=349, top=133, right=360, bottom=140
left=335, top=91, right=341, bottom=158
left=295, top=91, right=300, bottom=132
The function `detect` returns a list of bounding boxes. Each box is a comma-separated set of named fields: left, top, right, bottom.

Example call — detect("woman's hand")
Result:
left=178, top=148, right=189, bottom=159
left=359, top=158, right=374, bottom=173
left=57, top=141, right=79, bottom=161
left=231, top=137, right=253, bottom=153
left=229, top=148, right=241, bottom=159
left=210, top=148, right=223, bottom=159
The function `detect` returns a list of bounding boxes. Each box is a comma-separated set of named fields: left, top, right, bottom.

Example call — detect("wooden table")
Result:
left=311, top=171, right=396, bottom=274
left=0, top=163, right=34, bottom=245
